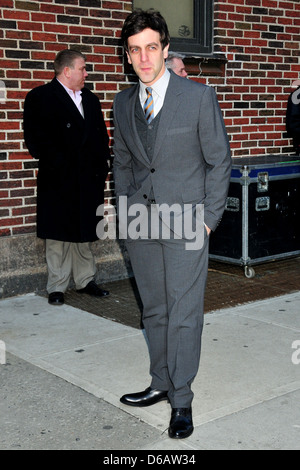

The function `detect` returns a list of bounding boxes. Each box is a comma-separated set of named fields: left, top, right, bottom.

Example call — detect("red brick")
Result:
left=69, top=26, right=92, bottom=35
left=25, top=216, right=36, bottom=224
left=0, top=161, right=23, bottom=170
left=9, top=152, right=33, bottom=160
left=40, top=3, right=64, bottom=14
left=102, top=1, right=123, bottom=9
left=31, top=12, right=56, bottom=23
left=12, top=206, right=35, bottom=216
left=0, top=228, right=11, bottom=237
left=13, top=225, right=35, bottom=235
left=0, top=198, right=23, bottom=208
left=10, top=188, right=34, bottom=197
left=0, top=59, right=19, bottom=69
left=23, top=179, right=37, bottom=188
left=32, top=33, right=57, bottom=42
left=32, top=71, right=54, bottom=80
left=6, top=70, right=32, bottom=79
left=0, top=121, right=20, bottom=130
left=9, top=170, right=33, bottom=180
left=0, top=0, right=14, bottom=7
left=17, top=21, right=43, bottom=32
left=44, top=23, right=69, bottom=34
left=3, top=10, right=30, bottom=20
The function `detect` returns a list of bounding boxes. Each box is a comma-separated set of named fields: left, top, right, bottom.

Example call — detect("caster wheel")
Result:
left=244, top=266, right=255, bottom=279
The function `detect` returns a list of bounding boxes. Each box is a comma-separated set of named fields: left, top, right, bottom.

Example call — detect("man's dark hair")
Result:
left=121, top=9, right=170, bottom=52
left=54, top=49, right=86, bottom=77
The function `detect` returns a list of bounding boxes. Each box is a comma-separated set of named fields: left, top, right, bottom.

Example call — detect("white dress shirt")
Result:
left=57, top=79, right=84, bottom=118
left=139, top=68, right=170, bottom=119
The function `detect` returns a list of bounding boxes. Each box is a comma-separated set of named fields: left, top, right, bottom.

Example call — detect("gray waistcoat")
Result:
left=135, top=96, right=162, bottom=162
left=135, top=97, right=162, bottom=203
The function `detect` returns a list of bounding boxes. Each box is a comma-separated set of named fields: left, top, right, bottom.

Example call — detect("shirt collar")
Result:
left=139, top=68, right=170, bottom=99
left=57, top=78, right=82, bottom=99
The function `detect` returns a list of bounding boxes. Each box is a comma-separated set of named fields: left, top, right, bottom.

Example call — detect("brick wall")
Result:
left=212, top=0, right=300, bottom=158
left=0, top=0, right=299, bottom=241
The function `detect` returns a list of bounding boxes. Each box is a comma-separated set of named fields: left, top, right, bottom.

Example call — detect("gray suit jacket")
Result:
left=113, top=72, right=232, bottom=232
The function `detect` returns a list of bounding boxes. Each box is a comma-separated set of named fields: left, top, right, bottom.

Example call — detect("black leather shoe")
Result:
left=120, top=387, right=169, bottom=407
left=77, top=280, right=109, bottom=297
left=48, top=292, right=64, bottom=306
left=168, top=408, right=194, bottom=439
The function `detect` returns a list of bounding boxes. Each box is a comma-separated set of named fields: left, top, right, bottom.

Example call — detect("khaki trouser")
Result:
left=46, top=239, right=96, bottom=294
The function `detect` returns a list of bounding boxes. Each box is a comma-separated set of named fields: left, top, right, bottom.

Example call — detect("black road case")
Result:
left=209, top=155, right=300, bottom=278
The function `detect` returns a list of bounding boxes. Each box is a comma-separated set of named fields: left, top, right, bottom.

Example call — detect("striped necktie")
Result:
left=144, top=87, right=154, bottom=124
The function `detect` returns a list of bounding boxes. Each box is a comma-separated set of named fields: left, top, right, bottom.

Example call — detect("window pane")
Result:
left=134, top=0, right=194, bottom=39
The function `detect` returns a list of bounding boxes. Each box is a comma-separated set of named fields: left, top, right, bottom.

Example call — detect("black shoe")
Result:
left=48, top=292, right=64, bottom=306
left=120, top=387, right=169, bottom=407
left=77, top=280, right=109, bottom=297
left=168, top=408, right=194, bottom=439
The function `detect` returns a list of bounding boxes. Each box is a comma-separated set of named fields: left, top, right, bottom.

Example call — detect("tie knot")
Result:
left=146, top=87, right=152, bottom=96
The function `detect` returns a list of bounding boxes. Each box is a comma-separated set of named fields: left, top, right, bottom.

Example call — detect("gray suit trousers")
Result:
left=125, top=234, right=209, bottom=408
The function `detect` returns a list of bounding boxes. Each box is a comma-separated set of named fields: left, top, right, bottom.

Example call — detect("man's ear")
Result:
left=163, top=44, right=170, bottom=60
left=126, top=51, right=132, bottom=65
left=63, top=66, right=71, bottom=79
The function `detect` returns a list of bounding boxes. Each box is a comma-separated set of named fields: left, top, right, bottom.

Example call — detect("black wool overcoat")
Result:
left=286, top=87, right=300, bottom=155
left=24, top=78, right=110, bottom=243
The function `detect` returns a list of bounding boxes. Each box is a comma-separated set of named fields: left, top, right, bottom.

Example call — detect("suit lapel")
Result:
left=126, top=84, right=151, bottom=165
left=152, top=75, right=182, bottom=163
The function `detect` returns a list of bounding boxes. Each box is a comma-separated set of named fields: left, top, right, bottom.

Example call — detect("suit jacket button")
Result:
left=143, top=194, right=148, bottom=199
left=151, top=168, right=155, bottom=173
left=67, top=123, right=71, bottom=128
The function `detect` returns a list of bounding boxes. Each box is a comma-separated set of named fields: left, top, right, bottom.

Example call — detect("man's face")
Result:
left=126, top=28, right=169, bottom=86
left=171, top=58, right=188, bottom=78
left=66, top=57, right=88, bottom=92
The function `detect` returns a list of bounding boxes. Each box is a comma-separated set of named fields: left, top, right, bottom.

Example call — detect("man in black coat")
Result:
left=24, top=49, right=110, bottom=305
left=286, top=83, right=300, bottom=155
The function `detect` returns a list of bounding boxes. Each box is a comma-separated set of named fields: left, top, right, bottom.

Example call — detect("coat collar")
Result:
left=50, top=78, right=86, bottom=124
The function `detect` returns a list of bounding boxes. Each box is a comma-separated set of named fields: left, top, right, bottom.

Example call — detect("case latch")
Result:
left=255, top=196, right=270, bottom=211
left=257, top=172, right=269, bottom=192
left=225, top=197, right=240, bottom=212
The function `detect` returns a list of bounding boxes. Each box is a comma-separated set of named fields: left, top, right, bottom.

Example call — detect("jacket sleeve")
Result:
left=286, top=90, right=300, bottom=137
left=286, top=90, right=300, bottom=154
left=112, top=94, right=135, bottom=200
left=198, top=86, right=232, bottom=232
left=24, top=86, right=63, bottom=164
left=23, top=88, right=45, bottom=160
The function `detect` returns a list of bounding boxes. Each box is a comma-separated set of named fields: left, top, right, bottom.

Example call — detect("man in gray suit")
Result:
left=113, top=10, right=231, bottom=439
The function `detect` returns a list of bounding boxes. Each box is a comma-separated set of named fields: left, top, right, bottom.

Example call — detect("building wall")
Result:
left=213, top=0, right=300, bottom=157
left=0, top=0, right=299, bottom=296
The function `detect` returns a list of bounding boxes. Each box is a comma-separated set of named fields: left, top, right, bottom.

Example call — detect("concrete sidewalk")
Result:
left=0, top=291, right=300, bottom=450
